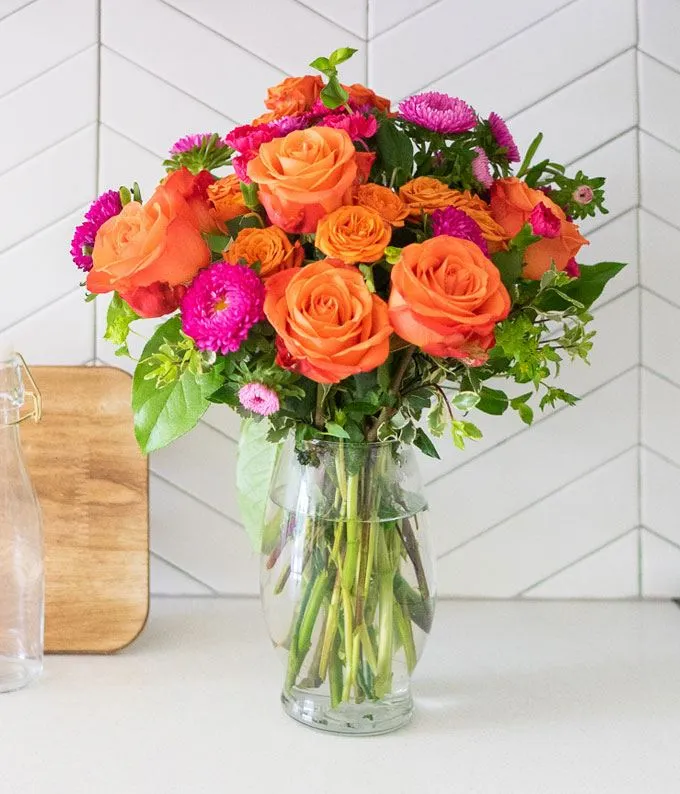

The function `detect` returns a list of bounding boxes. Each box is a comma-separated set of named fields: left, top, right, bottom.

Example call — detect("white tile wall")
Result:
left=2, top=0, right=677, bottom=598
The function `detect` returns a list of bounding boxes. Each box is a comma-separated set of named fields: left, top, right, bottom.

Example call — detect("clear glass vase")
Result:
left=0, top=354, right=44, bottom=692
left=261, top=439, right=436, bottom=735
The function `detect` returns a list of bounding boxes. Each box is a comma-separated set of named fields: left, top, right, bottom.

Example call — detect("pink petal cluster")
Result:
left=225, top=123, right=276, bottom=154
left=238, top=382, right=280, bottom=416
left=471, top=147, right=493, bottom=189
left=398, top=92, right=476, bottom=134
left=70, top=189, right=123, bottom=272
left=169, top=133, right=224, bottom=155
left=572, top=185, right=594, bottom=205
left=232, top=151, right=257, bottom=183
left=318, top=112, right=378, bottom=141
left=181, top=262, right=265, bottom=355
left=431, top=207, right=489, bottom=255
left=488, top=112, right=520, bottom=162
left=269, top=113, right=314, bottom=135
left=529, top=202, right=561, bottom=239
left=566, top=258, right=581, bottom=278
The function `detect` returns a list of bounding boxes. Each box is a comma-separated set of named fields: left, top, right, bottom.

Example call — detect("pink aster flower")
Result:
left=169, top=133, right=224, bottom=155
left=225, top=123, right=276, bottom=154
left=181, top=262, right=265, bottom=355
left=71, top=189, right=123, bottom=271
left=572, top=185, right=594, bottom=205
left=232, top=151, right=256, bottom=184
left=566, top=258, right=580, bottom=278
left=472, top=147, right=493, bottom=189
left=529, top=202, right=561, bottom=239
left=398, top=92, right=476, bottom=134
left=269, top=113, right=314, bottom=135
left=488, top=112, right=520, bottom=162
left=318, top=112, right=378, bottom=141
left=238, top=383, right=280, bottom=416
left=431, top=207, right=488, bottom=255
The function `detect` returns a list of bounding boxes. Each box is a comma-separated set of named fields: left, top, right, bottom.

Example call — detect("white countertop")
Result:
left=1, top=598, right=679, bottom=794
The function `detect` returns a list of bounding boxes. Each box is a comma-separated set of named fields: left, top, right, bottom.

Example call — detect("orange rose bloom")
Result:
left=490, top=177, right=589, bottom=279
left=355, top=184, right=409, bottom=227
left=223, top=226, right=303, bottom=278
left=388, top=236, right=511, bottom=362
left=315, top=205, right=391, bottom=264
left=252, top=75, right=323, bottom=124
left=264, top=259, right=392, bottom=384
left=446, top=190, right=509, bottom=252
left=162, top=167, right=216, bottom=233
left=87, top=184, right=210, bottom=294
left=343, top=83, right=391, bottom=113
left=400, top=177, right=459, bottom=217
left=247, top=127, right=358, bottom=234
left=208, top=175, right=248, bottom=224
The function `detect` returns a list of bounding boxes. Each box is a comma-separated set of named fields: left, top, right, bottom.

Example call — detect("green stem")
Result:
left=374, top=527, right=395, bottom=699
left=394, top=601, right=417, bottom=674
left=318, top=569, right=341, bottom=681
left=341, top=472, right=360, bottom=594
left=367, top=346, right=416, bottom=442
left=329, top=634, right=343, bottom=709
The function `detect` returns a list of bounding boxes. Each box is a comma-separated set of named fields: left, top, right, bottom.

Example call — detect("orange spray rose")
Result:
left=315, top=205, right=392, bottom=264
left=490, top=177, right=588, bottom=279
left=264, top=259, right=392, bottom=383
left=355, top=184, right=409, bottom=227
left=207, top=175, right=248, bottom=224
left=252, top=75, right=323, bottom=124
left=399, top=177, right=459, bottom=217
left=388, top=235, right=511, bottom=362
left=224, top=226, right=303, bottom=278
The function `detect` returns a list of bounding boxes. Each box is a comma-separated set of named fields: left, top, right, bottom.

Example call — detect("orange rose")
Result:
left=315, top=205, right=391, bottom=264
left=87, top=184, right=210, bottom=294
left=490, top=177, right=589, bottom=279
left=264, top=259, right=392, bottom=384
left=247, top=127, right=358, bottom=234
left=162, top=167, right=216, bottom=233
left=223, top=226, right=303, bottom=278
left=399, top=177, right=459, bottom=217
left=388, top=236, right=511, bottom=362
left=355, top=184, right=409, bottom=227
left=252, top=75, right=323, bottom=124
left=207, top=175, right=248, bottom=224
left=446, top=190, right=509, bottom=252
left=343, top=83, right=391, bottom=113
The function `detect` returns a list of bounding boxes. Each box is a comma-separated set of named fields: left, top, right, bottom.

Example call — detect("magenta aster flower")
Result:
left=488, top=112, right=520, bottom=162
left=238, top=383, right=280, bottom=416
left=431, top=207, right=488, bottom=255
left=225, top=123, right=275, bottom=154
left=71, top=189, right=123, bottom=271
left=268, top=113, right=313, bottom=135
left=181, top=262, right=265, bottom=355
left=529, top=202, right=561, bottom=239
left=398, top=92, right=476, bottom=134
left=85, top=189, right=122, bottom=227
left=472, top=147, right=493, bottom=189
left=232, top=151, right=256, bottom=184
left=318, top=112, right=378, bottom=141
left=566, top=258, right=580, bottom=278
left=169, top=133, right=224, bottom=155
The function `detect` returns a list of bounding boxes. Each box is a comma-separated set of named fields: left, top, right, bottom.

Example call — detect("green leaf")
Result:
left=119, top=185, right=132, bottom=206
left=492, top=247, right=524, bottom=289
left=132, top=318, right=217, bottom=453
left=517, top=403, right=534, bottom=425
left=236, top=418, right=282, bottom=552
left=131, top=182, right=142, bottom=203
left=461, top=421, right=483, bottom=440
left=516, top=131, right=543, bottom=177
left=329, top=47, right=357, bottom=67
left=104, top=292, right=140, bottom=351
left=309, top=56, right=332, bottom=75
left=325, top=422, right=351, bottom=439
left=376, top=121, right=414, bottom=185
left=240, top=181, right=260, bottom=210
left=320, top=77, right=349, bottom=109
left=205, top=233, right=231, bottom=254
left=452, top=391, right=480, bottom=411
left=225, top=213, right=264, bottom=238
left=384, top=246, right=402, bottom=265
left=413, top=427, right=440, bottom=459
left=546, top=262, right=626, bottom=311
left=476, top=386, right=509, bottom=415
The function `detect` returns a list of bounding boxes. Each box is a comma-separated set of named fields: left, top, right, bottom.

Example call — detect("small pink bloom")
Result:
left=169, top=133, right=224, bottom=155
left=566, top=258, right=580, bottom=278
left=319, top=112, right=378, bottom=141
left=225, top=123, right=275, bottom=154
left=232, top=151, right=256, bottom=183
left=529, top=202, right=561, bottom=239
left=487, top=112, right=520, bottom=162
left=471, top=147, right=493, bottom=188
left=572, top=185, right=594, bottom=205
left=238, top=383, right=280, bottom=416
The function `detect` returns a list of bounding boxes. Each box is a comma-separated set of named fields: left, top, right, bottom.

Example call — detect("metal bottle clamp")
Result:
left=13, top=354, right=42, bottom=425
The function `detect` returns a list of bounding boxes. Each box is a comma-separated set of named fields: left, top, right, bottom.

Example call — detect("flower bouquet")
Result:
left=72, top=48, right=624, bottom=734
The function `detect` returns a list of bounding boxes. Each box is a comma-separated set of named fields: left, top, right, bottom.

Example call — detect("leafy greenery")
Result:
left=310, top=47, right=357, bottom=110
left=103, top=292, right=139, bottom=357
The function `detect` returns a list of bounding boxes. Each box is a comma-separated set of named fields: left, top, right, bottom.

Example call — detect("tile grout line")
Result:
left=93, top=0, right=102, bottom=361
left=370, top=0, right=444, bottom=40
left=0, top=287, right=85, bottom=336
left=638, top=204, right=680, bottom=237
left=101, top=46, right=240, bottom=127
left=643, top=527, right=680, bottom=556
left=517, top=526, right=640, bottom=597
left=637, top=47, right=680, bottom=79
left=642, top=444, right=680, bottom=472
left=100, top=120, right=165, bottom=159
left=158, top=0, right=288, bottom=77
left=436, top=444, right=639, bottom=562
left=565, top=125, right=636, bottom=168
left=0, top=0, right=38, bottom=22
left=0, top=204, right=88, bottom=259
left=150, top=470, right=244, bottom=529
left=289, top=0, right=365, bottom=40
left=641, top=364, right=680, bottom=392
left=0, top=122, right=96, bottom=181
left=639, top=126, right=680, bottom=158
left=406, top=0, right=580, bottom=94
left=150, top=551, right=220, bottom=595
left=634, top=0, right=644, bottom=598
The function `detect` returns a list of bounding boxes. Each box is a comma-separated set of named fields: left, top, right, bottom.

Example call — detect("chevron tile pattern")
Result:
left=2, top=0, right=675, bottom=598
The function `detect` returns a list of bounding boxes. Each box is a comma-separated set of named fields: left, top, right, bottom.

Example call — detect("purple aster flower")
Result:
left=472, top=147, right=493, bottom=189
left=431, top=207, right=488, bottom=255
left=268, top=113, right=313, bottom=135
left=398, top=92, right=476, bottom=134
left=71, top=189, right=123, bottom=271
left=488, top=112, right=520, bottom=162
left=169, top=133, right=225, bottom=155
left=238, top=383, right=280, bottom=416
left=529, top=202, right=561, bottom=239
left=85, top=189, right=122, bottom=227
left=181, top=262, right=265, bottom=355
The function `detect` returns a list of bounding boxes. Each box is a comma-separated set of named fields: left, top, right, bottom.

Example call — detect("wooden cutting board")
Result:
left=20, top=366, right=149, bottom=654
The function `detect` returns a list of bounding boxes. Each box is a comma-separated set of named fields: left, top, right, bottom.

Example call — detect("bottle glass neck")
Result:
left=0, top=357, right=24, bottom=427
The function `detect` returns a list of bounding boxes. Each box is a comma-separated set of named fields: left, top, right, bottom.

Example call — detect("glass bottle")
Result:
left=0, top=350, right=43, bottom=692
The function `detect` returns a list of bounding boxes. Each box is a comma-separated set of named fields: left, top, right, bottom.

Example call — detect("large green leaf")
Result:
left=538, top=261, right=626, bottom=312
left=132, top=317, right=219, bottom=453
left=375, top=121, right=414, bottom=185
left=237, top=418, right=282, bottom=552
